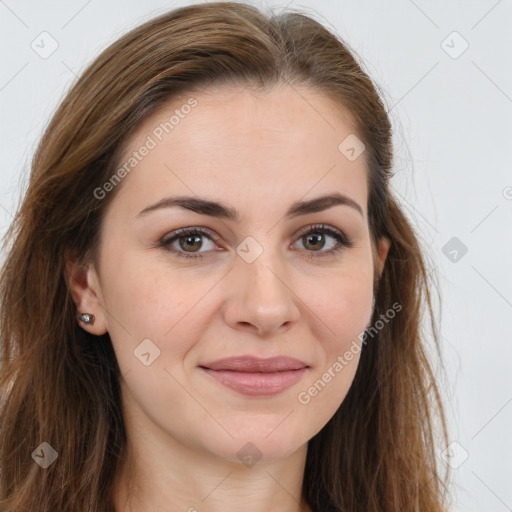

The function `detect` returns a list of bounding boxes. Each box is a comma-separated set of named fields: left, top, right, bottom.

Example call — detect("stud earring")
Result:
left=77, top=312, right=95, bottom=325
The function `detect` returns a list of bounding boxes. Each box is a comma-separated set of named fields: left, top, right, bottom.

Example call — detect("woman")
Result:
left=0, top=2, right=450, bottom=511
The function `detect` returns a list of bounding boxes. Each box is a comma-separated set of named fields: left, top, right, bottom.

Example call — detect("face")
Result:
left=69, top=84, right=390, bottom=465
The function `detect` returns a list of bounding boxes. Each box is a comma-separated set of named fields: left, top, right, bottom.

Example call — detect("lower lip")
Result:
left=200, top=367, right=308, bottom=396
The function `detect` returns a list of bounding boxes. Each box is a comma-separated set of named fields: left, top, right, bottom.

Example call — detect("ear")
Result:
left=375, top=236, right=391, bottom=278
left=64, top=249, right=108, bottom=335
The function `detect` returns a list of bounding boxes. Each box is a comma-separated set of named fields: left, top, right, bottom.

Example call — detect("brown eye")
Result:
left=294, top=224, right=354, bottom=259
left=159, top=227, right=217, bottom=259
left=301, top=232, right=330, bottom=251
left=178, top=233, right=203, bottom=252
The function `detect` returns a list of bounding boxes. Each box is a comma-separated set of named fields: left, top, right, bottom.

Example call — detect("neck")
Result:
left=112, top=447, right=312, bottom=512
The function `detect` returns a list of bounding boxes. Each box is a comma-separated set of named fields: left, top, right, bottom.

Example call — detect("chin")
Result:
left=195, top=418, right=311, bottom=465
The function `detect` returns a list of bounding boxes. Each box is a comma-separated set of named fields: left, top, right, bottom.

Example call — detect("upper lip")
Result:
left=200, top=356, right=308, bottom=373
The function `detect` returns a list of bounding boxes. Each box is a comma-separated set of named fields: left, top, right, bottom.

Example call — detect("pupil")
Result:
left=306, top=233, right=324, bottom=250
left=182, top=235, right=201, bottom=251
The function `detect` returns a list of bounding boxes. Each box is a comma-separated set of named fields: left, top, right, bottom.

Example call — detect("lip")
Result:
left=201, top=355, right=308, bottom=372
left=199, top=356, right=309, bottom=396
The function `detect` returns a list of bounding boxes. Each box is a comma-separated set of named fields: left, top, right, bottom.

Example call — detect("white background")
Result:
left=1, top=1, right=511, bottom=510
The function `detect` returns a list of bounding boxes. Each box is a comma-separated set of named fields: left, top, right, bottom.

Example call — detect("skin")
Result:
left=67, top=83, right=390, bottom=512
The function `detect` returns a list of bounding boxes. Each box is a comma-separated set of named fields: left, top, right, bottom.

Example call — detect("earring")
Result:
left=77, top=312, right=95, bottom=325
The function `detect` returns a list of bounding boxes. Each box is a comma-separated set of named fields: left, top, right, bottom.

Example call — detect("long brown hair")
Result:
left=0, top=2, right=450, bottom=510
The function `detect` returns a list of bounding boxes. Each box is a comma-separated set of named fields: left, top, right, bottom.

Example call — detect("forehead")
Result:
left=109, top=84, right=368, bottom=220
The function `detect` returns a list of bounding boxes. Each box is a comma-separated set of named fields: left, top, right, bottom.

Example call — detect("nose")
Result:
left=222, top=246, right=301, bottom=337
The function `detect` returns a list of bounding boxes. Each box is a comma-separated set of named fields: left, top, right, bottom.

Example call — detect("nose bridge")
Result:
left=238, top=231, right=289, bottom=301
left=223, top=230, right=301, bottom=334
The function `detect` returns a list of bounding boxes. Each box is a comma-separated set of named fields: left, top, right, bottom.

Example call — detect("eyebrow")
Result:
left=136, top=192, right=364, bottom=221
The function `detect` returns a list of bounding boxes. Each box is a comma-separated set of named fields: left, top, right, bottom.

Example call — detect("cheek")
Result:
left=98, top=249, right=207, bottom=370
left=329, top=286, right=373, bottom=353
left=292, top=274, right=373, bottom=433
left=305, top=264, right=374, bottom=351
left=295, top=264, right=373, bottom=412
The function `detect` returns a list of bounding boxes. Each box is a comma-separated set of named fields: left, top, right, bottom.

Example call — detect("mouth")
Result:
left=198, top=355, right=309, bottom=396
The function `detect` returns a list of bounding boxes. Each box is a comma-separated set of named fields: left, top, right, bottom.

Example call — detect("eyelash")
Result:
left=158, top=224, right=354, bottom=261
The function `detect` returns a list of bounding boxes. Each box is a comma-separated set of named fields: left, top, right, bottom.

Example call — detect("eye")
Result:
left=158, top=227, right=218, bottom=259
left=158, top=224, right=354, bottom=260
left=293, top=224, right=354, bottom=259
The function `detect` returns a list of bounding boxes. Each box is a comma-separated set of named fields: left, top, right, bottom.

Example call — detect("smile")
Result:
left=200, top=367, right=309, bottom=396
